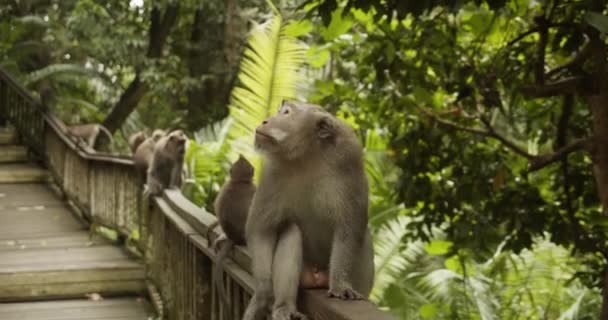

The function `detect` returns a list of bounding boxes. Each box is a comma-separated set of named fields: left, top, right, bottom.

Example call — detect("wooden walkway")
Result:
left=0, top=127, right=154, bottom=319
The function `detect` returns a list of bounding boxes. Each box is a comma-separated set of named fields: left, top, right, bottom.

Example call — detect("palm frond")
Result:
left=23, top=64, right=100, bottom=86
left=226, top=9, right=307, bottom=165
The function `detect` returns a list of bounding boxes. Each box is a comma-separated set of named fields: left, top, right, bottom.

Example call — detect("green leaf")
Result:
left=585, top=12, right=608, bottom=34
left=419, top=303, right=439, bottom=319
left=321, top=7, right=353, bottom=41
left=284, top=20, right=313, bottom=37
left=307, top=46, right=331, bottom=68
left=412, top=86, right=434, bottom=106
left=444, top=255, right=463, bottom=274
left=424, top=240, right=453, bottom=255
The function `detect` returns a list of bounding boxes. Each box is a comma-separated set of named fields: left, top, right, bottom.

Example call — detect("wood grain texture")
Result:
left=0, top=164, right=48, bottom=183
left=0, top=297, right=153, bottom=319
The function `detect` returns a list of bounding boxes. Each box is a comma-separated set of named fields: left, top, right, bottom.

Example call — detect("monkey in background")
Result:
left=38, top=84, right=114, bottom=151
left=128, top=131, right=147, bottom=154
left=147, top=130, right=187, bottom=196
left=243, top=101, right=374, bottom=320
left=66, top=124, right=114, bottom=150
left=133, top=129, right=166, bottom=183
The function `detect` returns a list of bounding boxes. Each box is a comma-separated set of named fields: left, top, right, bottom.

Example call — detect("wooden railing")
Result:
left=0, top=67, right=394, bottom=320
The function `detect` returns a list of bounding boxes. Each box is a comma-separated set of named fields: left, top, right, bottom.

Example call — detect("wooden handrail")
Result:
left=0, top=66, right=395, bottom=320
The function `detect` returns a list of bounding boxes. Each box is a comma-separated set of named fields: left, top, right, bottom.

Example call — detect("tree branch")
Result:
left=478, top=116, right=535, bottom=159
left=416, top=106, right=589, bottom=172
left=417, top=107, right=490, bottom=136
left=529, top=138, right=590, bottom=171
left=506, top=23, right=580, bottom=47
left=520, top=76, right=585, bottom=98
left=535, top=16, right=548, bottom=85
left=418, top=107, right=535, bottom=159
left=546, top=40, right=591, bottom=79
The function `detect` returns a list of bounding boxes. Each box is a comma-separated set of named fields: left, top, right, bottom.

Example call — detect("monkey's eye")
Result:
left=282, top=108, right=290, bottom=115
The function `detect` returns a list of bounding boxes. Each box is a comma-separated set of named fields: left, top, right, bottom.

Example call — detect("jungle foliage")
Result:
left=2, top=0, right=608, bottom=318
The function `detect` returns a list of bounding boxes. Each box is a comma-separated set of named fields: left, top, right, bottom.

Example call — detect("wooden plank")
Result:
left=301, top=290, right=396, bottom=320
left=0, top=297, right=148, bottom=312
left=0, top=209, right=85, bottom=239
left=0, top=297, right=153, bottom=319
left=0, top=164, right=47, bottom=183
left=0, top=280, right=146, bottom=302
left=0, top=232, right=107, bottom=251
left=0, top=146, right=27, bottom=163
left=0, top=265, right=144, bottom=286
left=0, top=246, right=137, bottom=267
left=0, top=183, right=63, bottom=207
left=0, top=128, right=17, bottom=145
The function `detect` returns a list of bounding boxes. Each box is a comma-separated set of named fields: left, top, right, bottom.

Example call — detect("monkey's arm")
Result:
left=169, top=162, right=182, bottom=188
left=243, top=215, right=277, bottom=320
left=327, top=205, right=368, bottom=300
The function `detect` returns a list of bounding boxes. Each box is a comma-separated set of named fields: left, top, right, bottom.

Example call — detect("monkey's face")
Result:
left=255, top=101, right=335, bottom=160
left=166, top=130, right=187, bottom=156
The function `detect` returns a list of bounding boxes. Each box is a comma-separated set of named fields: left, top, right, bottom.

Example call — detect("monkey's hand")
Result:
left=327, top=286, right=365, bottom=300
left=211, top=233, right=228, bottom=253
left=205, top=221, right=220, bottom=245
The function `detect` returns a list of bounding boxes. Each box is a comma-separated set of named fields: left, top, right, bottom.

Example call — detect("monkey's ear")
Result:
left=317, top=117, right=335, bottom=139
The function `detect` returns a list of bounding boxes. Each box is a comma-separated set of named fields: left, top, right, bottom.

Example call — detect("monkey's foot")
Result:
left=272, top=307, right=308, bottom=320
left=243, top=295, right=271, bottom=320
left=327, top=287, right=365, bottom=300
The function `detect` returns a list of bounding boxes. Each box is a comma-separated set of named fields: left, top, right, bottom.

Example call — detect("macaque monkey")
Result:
left=243, top=101, right=374, bottom=320
left=210, top=155, right=256, bottom=319
left=66, top=124, right=114, bottom=149
left=128, top=131, right=147, bottom=154
left=147, top=130, right=187, bottom=196
left=209, top=155, right=328, bottom=319
left=133, top=129, right=166, bottom=182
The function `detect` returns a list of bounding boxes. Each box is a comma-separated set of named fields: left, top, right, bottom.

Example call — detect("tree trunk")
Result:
left=603, top=269, right=608, bottom=320
left=101, top=75, right=147, bottom=132
left=100, top=4, right=179, bottom=135
left=181, top=2, right=243, bottom=131
left=587, top=32, right=608, bottom=320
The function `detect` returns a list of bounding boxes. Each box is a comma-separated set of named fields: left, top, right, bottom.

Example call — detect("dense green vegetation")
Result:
left=2, top=0, right=608, bottom=318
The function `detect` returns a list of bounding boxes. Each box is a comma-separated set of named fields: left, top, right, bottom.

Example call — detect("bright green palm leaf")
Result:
left=227, top=9, right=307, bottom=168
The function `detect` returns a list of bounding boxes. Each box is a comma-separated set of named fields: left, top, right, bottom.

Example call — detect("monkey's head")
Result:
left=230, top=154, right=254, bottom=181
left=152, top=129, right=167, bottom=142
left=165, top=130, right=187, bottom=157
left=255, top=101, right=336, bottom=160
left=132, top=132, right=146, bottom=144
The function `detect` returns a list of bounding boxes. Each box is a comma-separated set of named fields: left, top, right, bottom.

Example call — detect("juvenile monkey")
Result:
left=210, top=155, right=256, bottom=319
left=128, top=131, right=147, bottom=154
left=147, top=129, right=187, bottom=196
left=133, top=129, right=166, bottom=182
left=66, top=124, right=114, bottom=150
left=243, top=101, right=374, bottom=320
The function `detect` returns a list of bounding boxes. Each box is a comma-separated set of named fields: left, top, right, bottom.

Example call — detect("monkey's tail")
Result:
left=213, top=241, right=233, bottom=320
left=97, top=125, right=115, bottom=144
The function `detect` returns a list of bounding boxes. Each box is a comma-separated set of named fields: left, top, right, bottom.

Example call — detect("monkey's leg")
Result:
left=327, top=223, right=366, bottom=300
left=272, top=224, right=307, bottom=320
left=242, top=228, right=276, bottom=320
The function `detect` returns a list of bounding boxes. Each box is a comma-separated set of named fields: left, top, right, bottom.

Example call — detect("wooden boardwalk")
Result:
left=0, top=127, right=154, bottom=319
